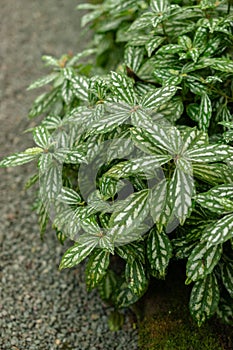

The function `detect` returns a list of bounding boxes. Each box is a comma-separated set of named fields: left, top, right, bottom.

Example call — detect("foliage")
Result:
left=1, top=0, right=233, bottom=328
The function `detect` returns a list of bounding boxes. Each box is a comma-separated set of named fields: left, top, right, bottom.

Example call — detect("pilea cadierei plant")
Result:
left=1, top=0, right=233, bottom=328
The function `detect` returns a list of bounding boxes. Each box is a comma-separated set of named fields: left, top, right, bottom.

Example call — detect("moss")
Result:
left=139, top=315, right=223, bottom=350
left=137, top=261, right=232, bottom=350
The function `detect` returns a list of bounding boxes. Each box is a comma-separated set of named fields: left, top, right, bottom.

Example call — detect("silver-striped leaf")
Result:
left=140, top=85, right=178, bottom=110
left=125, top=259, right=148, bottom=296
left=147, top=228, right=172, bottom=278
left=198, top=93, right=212, bottom=131
left=124, top=46, right=144, bottom=74
left=27, top=72, right=58, bottom=90
left=189, top=274, right=220, bottom=326
left=196, top=193, right=233, bottom=215
left=33, top=126, right=51, bottom=148
left=186, top=241, right=222, bottom=283
left=110, top=189, right=150, bottom=234
left=70, top=74, right=89, bottom=101
left=110, top=71, right=137, bottom=105
left=59, top=235, right=98, bottom=269
left=169, top=167, right=195, bottom=225
left=0, top=150, right=40, bottom=168
left=85, top=249, right=110, bottom=291
left=57, top=187, right=82, bottom=205
left=221, top=262, right=233, bottom=298
left=202, top=213, right=233, bottom=246
left=186, top=144, right=233, bottom=163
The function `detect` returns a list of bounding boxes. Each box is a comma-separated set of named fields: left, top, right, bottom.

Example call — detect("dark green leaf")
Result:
left=189, top=274, right=220, bottom=326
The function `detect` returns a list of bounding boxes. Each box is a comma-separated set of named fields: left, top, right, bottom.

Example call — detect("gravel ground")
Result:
left=0, top=1, right=139, bottom=349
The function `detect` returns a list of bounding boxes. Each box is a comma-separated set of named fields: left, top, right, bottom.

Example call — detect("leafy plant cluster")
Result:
left=1, top=0, right=233, bottom=327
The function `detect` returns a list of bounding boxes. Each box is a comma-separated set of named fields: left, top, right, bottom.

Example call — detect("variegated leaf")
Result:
left=116, top=284, right=142, bottom=308
left=28, top=88, right=59, bottom=118
left=116, top=242, right=145, bottom=264
left=90, top=111, right=130, bottom=134
left=202, top=213, right=233, bottom=246
left=144, top=124, right=173, bottom=153
left=196, top=192, right=233, bottom=214
left=125, top=259, right=148, bottom=296
left=193, top=163, right=232, bottom=185
left=85, top=249, right=110, bottom=291
left=59, top=235, right=98, bottom=269
left=186, top=144, right=233, bottom=163
left=70, top=74, right=89, bottom=101
left=110, top=71, right=137, bottom=105
left=221, top=262, right=233, bottom=298
left=124, top=46, right=144, bottom=74
left=198, top=93, right=212, bottom=131
left=57, top=187, right=82, bottom=205
left=146, top=36, right=165, bottom=57
left=169, top=168, right=195, bottom=225
left=189, top=274, right=220, bottom=326
left=110, top=189, right=150, bottom=239
left=27, top=72, right=58, bottom=90
left=130, top=127, right=164, bottom=155
left=33, top=126, right=51, bottom=148
left=147, top=228, right=172, bottom=278
left=39, top=162, right=62, bottom=201
left=150, top=179, right=168, bottom=224
left=151, top=0, right=168, bottom=13
left=0, top=150, right=40, bottom=168
left=140, top=85, right=178, bottom=110
left=186, top=241, right=222, bottom=283
left=106, top=155, right=171, bottom=179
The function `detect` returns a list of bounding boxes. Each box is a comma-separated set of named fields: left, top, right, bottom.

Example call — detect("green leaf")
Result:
left=147, top=228, right=172, bottom=278
left=110, top=189, right=150, bottom=233
left=125, top=259, right=148, bottom=296
left=98, top=270, right=118, bottom=301
left=59, top=235, right=98, bottom=269
left=193, top=163, right=232, bottom=185
left=106, top=155, right=171, bottom=179
left=62, top=79, right=73, bottom=105
left=108, top=310, right=124, bottom=332
left=33, top=126, right=51, bottom=148
left=116, top=242, right=145, bottom=264
left=198, top=93, right=212, bottom=131
left=27, top=72, right=58, bottom=90
left=151, top=0, right=168, bottom=13
left=70, top=74, right=89, bottom=101
left=140, top=85, right=178, bottom=110
left=217, top=297, right=233, bottom=326
left=40, top=163, right=63, bottom=203
left=124, top=46, right=144, bottom=73
left=150, top=179, right=168, bottom=225
left=169, top=168, right=195, bottom=225
left=201, top=58, right=233, bottom=73
left=189, top=274, right=220, bottom=326
left=85, top=249, right=110, bottom=291
left=110, top=71, right=137, bottom=105
left=196, top=192, right=233, bottom=214
left=186, top=241, right=222, bottom=283
left=186, top=144, right=233, bottom=163
left=116, top=284, right=142, bottom=308
left=57, top=187, right=82, bottom=205
left=202, top=213, right=233, bottom=247
left=221, top=262, right=233, bottom=298
left=146, top=36, right=165, bottom=57
left=28, top=88, right=59, bottom=118
left=193, top=26, right=208, bottom=49
left=0, top=151, right=39, bottom=168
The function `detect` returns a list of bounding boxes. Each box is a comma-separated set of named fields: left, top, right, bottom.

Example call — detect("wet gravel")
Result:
left=0, top=1, right=139, bottom=349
